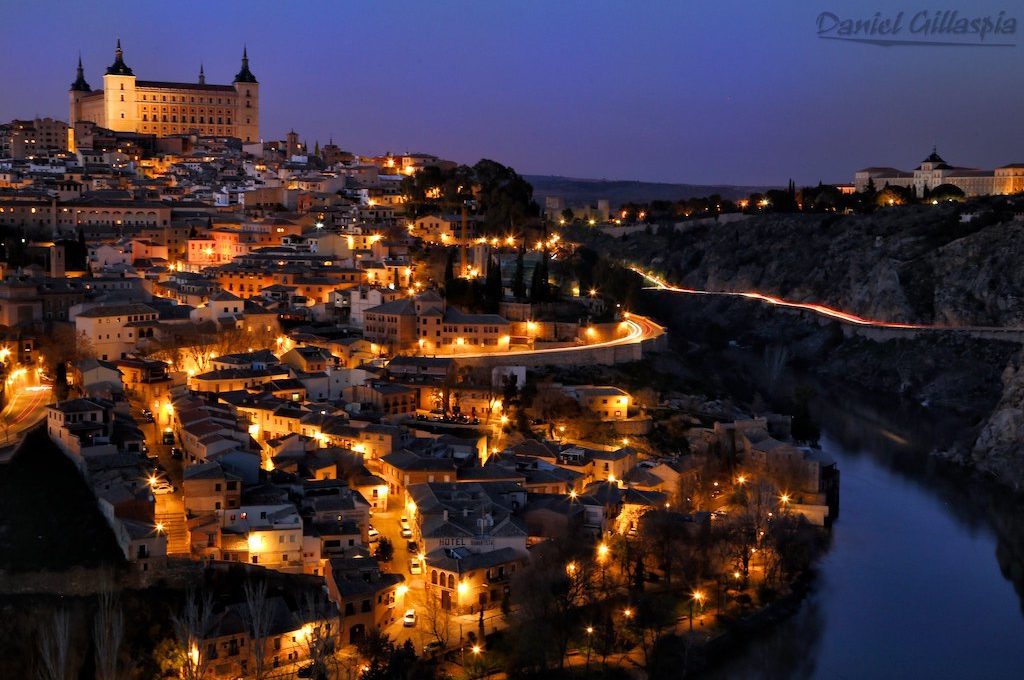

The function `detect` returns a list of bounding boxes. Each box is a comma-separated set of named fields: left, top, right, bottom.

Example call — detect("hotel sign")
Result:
left=438, top=537, right=494, bottom=548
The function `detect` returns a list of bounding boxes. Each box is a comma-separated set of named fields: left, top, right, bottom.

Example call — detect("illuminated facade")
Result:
left=854, top=149, right=1024, bottom=197
left=69, top=41, right=260, bottom=148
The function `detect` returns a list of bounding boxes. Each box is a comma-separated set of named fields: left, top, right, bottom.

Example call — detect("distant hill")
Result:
left=525, top=175, right=777, bottom=206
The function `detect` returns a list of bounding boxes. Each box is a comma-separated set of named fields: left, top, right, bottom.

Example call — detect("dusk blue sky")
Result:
left=2, top=0, right=1023, bottom=185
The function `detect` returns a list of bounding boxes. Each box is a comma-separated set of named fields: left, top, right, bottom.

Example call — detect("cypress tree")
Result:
left=512, top=245, right=526, bottom=299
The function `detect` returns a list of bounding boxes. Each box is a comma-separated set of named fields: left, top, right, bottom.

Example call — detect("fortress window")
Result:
left=120, top=83, right=124, bottom=90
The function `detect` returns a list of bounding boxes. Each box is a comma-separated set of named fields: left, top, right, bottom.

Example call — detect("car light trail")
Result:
left=633, top=267, right=930, bottom=330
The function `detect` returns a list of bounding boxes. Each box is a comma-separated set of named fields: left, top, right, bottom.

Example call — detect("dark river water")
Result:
left=707, top=394, right=1024, bottom=679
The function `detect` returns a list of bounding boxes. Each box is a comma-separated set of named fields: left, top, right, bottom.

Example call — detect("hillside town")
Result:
left=0, top=44, right=842, bottom=680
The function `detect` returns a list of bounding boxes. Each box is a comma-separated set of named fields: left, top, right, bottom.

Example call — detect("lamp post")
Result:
left=585, top=626, right=594, bottom=672
left=470, top=644, right=482, bottom=680
left=690, top=591, right=704, bottom=633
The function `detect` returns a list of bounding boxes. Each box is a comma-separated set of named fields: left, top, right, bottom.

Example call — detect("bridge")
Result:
left=632, top=267, right=1024, bottom=344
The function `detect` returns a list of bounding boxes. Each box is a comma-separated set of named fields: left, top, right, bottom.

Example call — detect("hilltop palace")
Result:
left=855, top=149, right=1024, bottom=197
left=68, top=40, right=259, bottom=149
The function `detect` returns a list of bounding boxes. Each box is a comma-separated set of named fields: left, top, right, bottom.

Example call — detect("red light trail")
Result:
left=632, top=267, right=930, bottom=330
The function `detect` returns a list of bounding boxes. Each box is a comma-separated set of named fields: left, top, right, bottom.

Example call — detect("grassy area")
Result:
left=0, top=425, right=123, bottom=572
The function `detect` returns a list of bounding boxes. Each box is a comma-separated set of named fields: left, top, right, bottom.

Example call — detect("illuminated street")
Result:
left=0, top=375, right=50, bottom=451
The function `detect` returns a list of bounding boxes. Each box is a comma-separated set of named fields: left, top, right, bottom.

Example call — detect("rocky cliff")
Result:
left=586, top=203, right=1024, bottom=327
left=571, top=203, right=1024, bottom=488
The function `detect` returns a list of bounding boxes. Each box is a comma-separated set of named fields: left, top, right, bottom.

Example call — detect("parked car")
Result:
left=423, top=640, right=444, bottom=656
left=367, top=526, right=380, bottom=543
left=162, top=431, right=175, bottom=445
left=297, top=662, right=315, bottom=678
left=150, top=481, right=174, bottom=495
left=403, top=609, right=417, bottom=627
left=401, top=526, right=413, bottom=539
left=170, top=447, right=183, bottom=460
left=400, top=516, right=410, bottom=528
left=409, top=558, right=422, bottom=575
left=406, top=540, right=419, bottom=553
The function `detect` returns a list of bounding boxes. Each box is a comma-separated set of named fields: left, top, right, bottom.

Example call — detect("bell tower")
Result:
left=102, top=39, right=137, bottom=132
left=68, top=54, right=91, bottom=151
left=233, top=46, right=260, bottom=143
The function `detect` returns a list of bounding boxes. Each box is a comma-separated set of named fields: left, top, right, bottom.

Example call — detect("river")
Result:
left=707, top=392, right=1024, bottom=679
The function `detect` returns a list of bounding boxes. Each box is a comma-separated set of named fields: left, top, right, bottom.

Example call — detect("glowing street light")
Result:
left=597, top=543, right=610, bottom=561
left=623, top=607, right=633, bottom=620
left=690, top=590, right=705, bottom=632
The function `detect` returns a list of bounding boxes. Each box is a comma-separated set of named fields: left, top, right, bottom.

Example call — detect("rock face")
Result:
left=972, top=354, right=1024, bottom=491
left=576, top=204, right=1024, bottom=488
left=591, top=204, right=1024, bottom=327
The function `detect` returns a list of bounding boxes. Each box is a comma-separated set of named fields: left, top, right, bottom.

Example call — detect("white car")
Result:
left=409, top=558, right=422, bottom=575
left=400, top=516, right=410, bottom=528
left=401, top=526, right=413, bottom=539
left=367, top=526, right=380, bottom=543
left=403, top=609, right=417, bottom=627
left=150, top=481, right=174, bottom=495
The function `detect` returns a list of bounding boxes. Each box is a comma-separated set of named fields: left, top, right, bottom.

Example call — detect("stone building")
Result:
left=69, top=41, right=260, bottom=147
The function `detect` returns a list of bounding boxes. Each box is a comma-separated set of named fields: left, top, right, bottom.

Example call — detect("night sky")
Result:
left=2, top=0, right=1023, bottom=185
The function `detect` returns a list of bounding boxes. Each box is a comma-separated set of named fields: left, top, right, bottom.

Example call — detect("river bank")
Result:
left=623, top=288, right=1024, bottom=677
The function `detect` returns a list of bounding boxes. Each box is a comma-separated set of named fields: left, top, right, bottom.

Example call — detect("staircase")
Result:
left=155, top=494, right=190, bottom=556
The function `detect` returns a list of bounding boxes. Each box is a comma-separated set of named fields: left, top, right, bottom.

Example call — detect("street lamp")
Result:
left=597, top=543, right=609, bottom=561
left=690, top=591, right=705, bottom=632
left=585, top=626, right=594, bottom=672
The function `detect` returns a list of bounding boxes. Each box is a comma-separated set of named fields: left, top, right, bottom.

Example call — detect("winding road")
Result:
left=428, top=314, right=665, bottom=360
left=631, top=266, right=1024, bottom=341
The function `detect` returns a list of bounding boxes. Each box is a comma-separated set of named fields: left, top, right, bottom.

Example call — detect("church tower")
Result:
left=102, top=39, right=137, bottom=132
left=68, top=55, right=91, bottom=151
left=233, top=47, right=260, bottom=143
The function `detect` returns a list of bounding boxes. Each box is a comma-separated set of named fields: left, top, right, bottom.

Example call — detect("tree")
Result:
left=93, top=587, right=125, bottom=680
left=484, top=255, right=503, bottom=312
left=53, top=362, right=69, bottom=401
left=299, top=592, right=337, bottom=680
left=529, top=248, right=550, bottom=302
left=36, top=609, right=77, bottom=680
left=630, top=593, right=677, bottom=672
left=509, top=538, right=593, bottom=673
left=244, top=580, right=273, bottom=680
left=443, top=248, right=455, bottom=289
left=172, top=590, right=213, bottom=680
left=511, top=245, right=526, bottom=300
left=560, top=208, right=574, bottom=223
left=423, top=586, right=453, bottom=649
left=355, top=628, right=394, bottom=680
left=374, top=537, right=394, bottom=562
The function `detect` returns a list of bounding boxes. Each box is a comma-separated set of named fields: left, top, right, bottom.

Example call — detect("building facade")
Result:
left=854, top=149, right=1024, bottom=197
left=69, top=41, right=260, bottom=147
